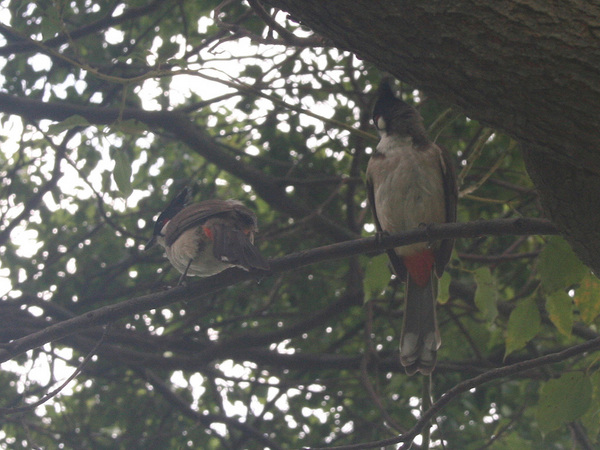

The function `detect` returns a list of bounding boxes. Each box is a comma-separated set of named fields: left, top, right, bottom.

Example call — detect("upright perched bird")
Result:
left=366, top=82, right=458, bottom=375
left=146, top=188, right=269, bottom=279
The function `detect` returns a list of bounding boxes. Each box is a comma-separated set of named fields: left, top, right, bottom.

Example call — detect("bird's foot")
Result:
left=418, top=222, right=437, bottom=247
left=375, top=230, right=390, bottom=244
left=176, top=259, right=193, bottom=286
left=369, top=230, right=390, bottom=256
left=176, top=278, right=188, bottom=287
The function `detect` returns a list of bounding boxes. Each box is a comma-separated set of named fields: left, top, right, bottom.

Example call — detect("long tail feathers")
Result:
left=399, top=272, right=440, bottom=376
left=211, top=225, right=269, bottom=271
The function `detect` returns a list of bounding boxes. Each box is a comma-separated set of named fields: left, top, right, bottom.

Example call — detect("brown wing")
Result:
left=366, top=176, right=408, bottom=280
left=165, top=200, right=257, bottom=247
left=434, top=144, right=458, bottom=278
left=210, top=221, right=269, bottom=270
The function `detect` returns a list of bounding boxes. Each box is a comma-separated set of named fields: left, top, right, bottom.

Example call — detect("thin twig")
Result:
left=308, top=335, right=600, bottom=449
left=0, top=325, right=109, bottom=415
left=141, top=368, right=283, bottom=450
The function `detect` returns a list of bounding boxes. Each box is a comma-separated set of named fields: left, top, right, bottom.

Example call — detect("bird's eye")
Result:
left=375, top=115, right=386, bottom=130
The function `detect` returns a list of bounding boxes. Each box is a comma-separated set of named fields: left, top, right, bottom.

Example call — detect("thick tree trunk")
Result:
left=266, top=0, right=600, bottom=272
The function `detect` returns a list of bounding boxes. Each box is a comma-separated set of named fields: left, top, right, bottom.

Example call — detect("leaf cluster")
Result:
left=0, top=1, right=598, bottom=449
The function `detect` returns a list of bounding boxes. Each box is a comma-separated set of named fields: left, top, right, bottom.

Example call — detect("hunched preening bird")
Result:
left=366, top=81, right=458, bottom=376
left=145, top=188, right=269, bottom=279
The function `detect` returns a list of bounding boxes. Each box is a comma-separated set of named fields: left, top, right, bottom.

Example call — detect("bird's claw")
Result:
left=375, top=230, right=390, bottom=245
left=176, top=259, right=194, bottom=286
left=418, top=222, right=437, bottom=247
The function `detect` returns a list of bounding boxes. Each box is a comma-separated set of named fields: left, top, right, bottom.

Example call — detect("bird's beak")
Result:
left=144, top=236, right=157, bottom=251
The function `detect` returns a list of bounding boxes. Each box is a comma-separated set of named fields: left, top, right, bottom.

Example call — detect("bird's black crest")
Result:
left=373, top=80, right=400, bottom=122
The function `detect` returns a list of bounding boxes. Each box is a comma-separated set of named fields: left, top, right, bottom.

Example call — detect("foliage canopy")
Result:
left=0, top=1, right=599, bottom=448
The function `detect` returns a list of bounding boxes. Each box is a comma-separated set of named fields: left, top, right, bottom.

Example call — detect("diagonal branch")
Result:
left=0, top=326, right=108, bottom=416
left=312, top=334, right=600, bottom=450
left=0, top=92, right=356, bottom=240
left=0, top=218, right=558, bottom=364
left=0, top=0, right=167, bottom=57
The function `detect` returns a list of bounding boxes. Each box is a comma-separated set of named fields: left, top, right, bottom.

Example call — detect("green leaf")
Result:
left=581, top=372, right=600, bottom=443
left=538, top=237, right=587, bottom=293
left=40, top=9, right=62, bottom=40
left=101, top=170, right=112, bottom=193
left=546, top=290, right=573, bottom=337
left=474, top=267, right=498, bottom=322
left=112, top=150, right=133, bottom=197
left=505, top=297, right=540, bottom=358
left=46, top=115, right=91, bottom=136
left=157, top=40, right=180, bottom=60
left=243, top=64, right=263, bottom=79
left=280, top=58, right=295, bottom=76
left=536, top=372, right=592, bottom=434
left=363, top=254, right=391, bottom=303
left=109, top=119, right=148, bottom=135
left=438, top=271, right=451, bottom=305
left=575, top=274, right=600, bottom=324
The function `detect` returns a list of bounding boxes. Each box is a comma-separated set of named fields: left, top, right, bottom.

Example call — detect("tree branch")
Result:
left=0, top=0, right=167, bottom=57
left=0, top=326, right=108, bottom=416
left=0, top=133, right=68, bottom=247
left=245, top=0, right=327, bottom=47
left=310, top=335, right=600, bottom=450
left=141, top=368, right=283, bottom=450
left=0, top=218, right=558, bottom=364
left=0, top=92, right=356, bottom=240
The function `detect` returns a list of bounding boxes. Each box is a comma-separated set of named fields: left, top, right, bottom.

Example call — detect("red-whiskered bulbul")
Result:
left=145, top=188, right=269, bottom=279
left=366, top=82, right=458, bottom=375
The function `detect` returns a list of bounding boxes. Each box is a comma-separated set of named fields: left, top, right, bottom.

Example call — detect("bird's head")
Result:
left=372, top=80, right=426, bottom=142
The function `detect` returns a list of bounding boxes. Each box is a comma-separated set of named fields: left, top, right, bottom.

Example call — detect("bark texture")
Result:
left=266, top=0, right=600, bottom=273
